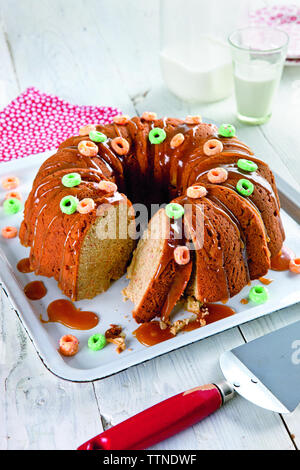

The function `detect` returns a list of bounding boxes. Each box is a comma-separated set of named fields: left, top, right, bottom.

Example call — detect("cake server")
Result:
left=78, top=320, right=300, bottom=450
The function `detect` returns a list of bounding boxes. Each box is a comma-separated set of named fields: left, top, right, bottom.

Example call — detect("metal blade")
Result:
left=220, top=320, right=300, bottom=413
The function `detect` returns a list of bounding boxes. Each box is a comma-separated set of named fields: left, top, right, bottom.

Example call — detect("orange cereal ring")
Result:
left=59, top=335, right=79, bottom=356
left=77, top=198, right=95, bottom=214
left=5, top=191, right=21, bottom=201
left=203, top=139, right=223, bottom=156
left=2, top=176, right=20, bottom=190
left=142, top=111, right=157, bottom=121
left=207, top=167, right=228, bottom=184
left=187, top=185, right=207, bottom=199
left=78, top=140, right=98, bottom=157
left=79, top=124, right=96, bottom=136
left=98, top=180, right=118, bottom=193
left=1, top=226, right=18, bottom=239
left=170, top=133, right=185, bottom=149
left=289, top=258, right=300, bottom=274
left=113, top=115, right=130, bottom=125
left=174, top=246, right=190, bottom=265
left=185, top=115, right=202, bottom=124
left=111, top=137, right=130, bottom=156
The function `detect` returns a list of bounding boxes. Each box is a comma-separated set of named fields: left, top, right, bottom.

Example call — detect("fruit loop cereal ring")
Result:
left=62, top=173, right=82, bottom=188
left=236, top=179, right=254, bottom=197
left=77, top=198, right=95, bottom=214
left=149, top=128, right=167, bottom=145
left=1, top=226, right=18, bottom=239
left=249, top=285, right=269, bottom=304
left=60, top=195, right=78, bottom=215
left=89, top=130, right=107, bottom=143
left=78, top=140, right=98, bottom=157
left=88, top=333, right=107, bottom=351
left=207, top=167, right=228, bottom=184
left=142, top=111, right=157, bottom=121
left=237, top=159, right=258, bottom=172
left=2, top=176, right=20, bottom=190
left=111, top=137, right=130, bottom=155
left=5, top=191, right=21, bottom=201
left=79, top=124, right=96, bottom=136
left=98, top=180, right=118, bottom=193
left=185, top=115, right=202, bottom=124
left=289, top=258, right=300, bottom=274
left=59, top=334, right=79, bottom=357
left=165, top=202, right=184, bottom=220
left=203, top=139, right=223, bottom=156
left=187, top=185, right=207, bottom=199
left=3, top=198, right=22, bottom=215
left=113, top=115, right=130, bottom=125
left=170, top=133, right=185, bottom=149
left=174, top=246, right=190, bottom=265
left=218, top=123, right=236, bottom=137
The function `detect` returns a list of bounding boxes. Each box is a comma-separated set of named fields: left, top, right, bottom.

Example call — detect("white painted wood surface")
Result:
left=0, top=0, right=299, bottom=450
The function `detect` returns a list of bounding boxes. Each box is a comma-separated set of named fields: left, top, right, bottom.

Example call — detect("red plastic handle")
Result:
left=78, top=384, right=222, bottom=450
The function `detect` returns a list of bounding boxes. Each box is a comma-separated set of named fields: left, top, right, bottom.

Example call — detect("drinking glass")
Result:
left=229, top=27, right=289, bottom=124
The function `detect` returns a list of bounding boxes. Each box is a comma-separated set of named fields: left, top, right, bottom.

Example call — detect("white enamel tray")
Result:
left=0, top=152, right=299, bottom=382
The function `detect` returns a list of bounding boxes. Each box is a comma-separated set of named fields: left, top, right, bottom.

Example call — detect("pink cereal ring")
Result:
left=142, top=111, right=157, bottom=121
left=98, top=180, right=118, bottom=193
left=59, top=334, right=79, bottom=357
left=78, top=140, right=98, bottom=157
left=289, top=258, right=300, bottom=274
left=207, top=167, right=228, bottom=184
left=5, top=191, right=21, bottom=201
left=174, top=246, right=190, bottom=265
left=170, top=133, right=185, bottom=149
left=203, top=139, right=223, bottom=156
left=79, top=124, right=96, bottom=136
left=77, top=198, right=95, bottom=214
left=185, top=115, right=202, bottom=124
left=2, top=176, right=20, bottom=190
left=187, top=185, right=207, bottom=199
left=113, top=115, right=130, bottom=125
left=111, top=137, right=130, bottom=156
left=1, top=226, right=18, bottom=239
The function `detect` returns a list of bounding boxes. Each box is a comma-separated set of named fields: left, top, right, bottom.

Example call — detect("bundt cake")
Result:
left=20, top=114, right=285, bottom=322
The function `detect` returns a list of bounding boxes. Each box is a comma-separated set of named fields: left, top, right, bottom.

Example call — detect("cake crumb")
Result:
left=170, top=314, right=206, bottom=336
left=105, top=324, right=126, bottom=354
left=185, top=296, right=204, bottom=315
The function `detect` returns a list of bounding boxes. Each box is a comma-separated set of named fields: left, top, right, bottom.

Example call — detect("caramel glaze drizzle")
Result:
left=19, top=117, right=285, bottom=302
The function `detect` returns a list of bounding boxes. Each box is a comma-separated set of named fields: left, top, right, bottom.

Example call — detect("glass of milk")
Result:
left=229, top=27, right=289, bottom=124
left=160, top=0, right=250, bottom=103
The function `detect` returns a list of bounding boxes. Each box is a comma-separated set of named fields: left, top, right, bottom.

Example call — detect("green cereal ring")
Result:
left=60, top=195, right=78, bottom=215
left=237, top=159, right=258, bottom=172
left=88, top=333, right=106, bottom=351
left=148, top=128, right=167, bottom=145
left=62, top=173, right=82, bottom=188
left=249, top=285, right=269, bottom=304
left=165, top=202, right=184, bottom=220
left=218, top=123, right=236, bottom=138
left=3, top=197, right=22, bottom=215
left=89, top=130, right=107, bottom=143
left=236, top=179, right=254, bottom=197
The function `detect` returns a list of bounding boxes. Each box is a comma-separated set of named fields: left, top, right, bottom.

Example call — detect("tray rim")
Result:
left=0, top=152, right=299, bottom=383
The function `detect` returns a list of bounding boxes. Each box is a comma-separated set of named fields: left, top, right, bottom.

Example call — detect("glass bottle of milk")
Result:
left=160, top=0, right=249, bottom=103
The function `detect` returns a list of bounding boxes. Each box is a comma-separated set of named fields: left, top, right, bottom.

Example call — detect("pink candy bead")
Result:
left=5, top=191, right=21, bottom=201
left=207, top=167, right=228, bottom=184
left=111, top=137, right=130, bottom=155
left=174, top=246, right=190, bottom=265
left=98, top=180, right=118, bottom=193
left=170, top=133, right=185, bottom=149
left=142, top=112, right=157, bottom=121
left=2, top=176, right=20, bottom=190
left=59, top=335, right=79, bottom=357
left=187, top=185, right=207, bottom=199
left=203, top=139, right=223, bottom=156
left=113, top=115, right=130, bottom=125
left=78, top=140, right=98, bottom=157
left=79, top=124, right=96, bottom=136
left=77, top=198, right=95, bottom=214
left=1, top=226, right=18, bottom=239
left=289, top=258, right=300, bottom=274
left=185, top=115, right=202, bottom=124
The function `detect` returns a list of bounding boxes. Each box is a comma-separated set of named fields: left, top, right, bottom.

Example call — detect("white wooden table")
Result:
left=0, top=0, right=299, bottom=450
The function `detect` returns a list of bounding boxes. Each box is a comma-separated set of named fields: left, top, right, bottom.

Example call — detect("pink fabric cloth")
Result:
left=0, top=87, right=121, bottom=163
left=250, top=4, right=300, bottom=58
